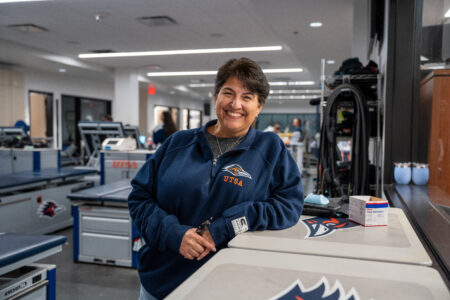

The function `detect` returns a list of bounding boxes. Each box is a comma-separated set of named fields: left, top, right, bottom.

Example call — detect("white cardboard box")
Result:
left=349, top=195, right=389, bottom=226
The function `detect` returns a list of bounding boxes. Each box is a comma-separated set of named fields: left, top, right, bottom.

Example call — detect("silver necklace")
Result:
left=215, top=134, right=244, bottom=158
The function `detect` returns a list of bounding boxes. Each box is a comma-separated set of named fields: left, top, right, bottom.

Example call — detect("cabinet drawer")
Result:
left=81, top=215, right=131, bottom=234
left=80, top=232, right=131, bottom=260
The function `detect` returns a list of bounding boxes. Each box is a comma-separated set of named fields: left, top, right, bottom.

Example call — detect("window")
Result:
left=181, top=109, right=202, bottom=130
left=153, top=105, right=179, bottom=129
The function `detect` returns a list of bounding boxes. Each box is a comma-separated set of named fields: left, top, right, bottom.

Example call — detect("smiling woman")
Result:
left=209, top=58, right=269, bottom=138
left=128, top=57, right=304, bottom=299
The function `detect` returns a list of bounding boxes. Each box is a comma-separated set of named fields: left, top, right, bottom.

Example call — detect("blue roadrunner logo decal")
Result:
left=270, top=277, right=361, bottom=300
left=302, top=217, right=358, bottom=238
left=222, top=164, right=252, bottom=179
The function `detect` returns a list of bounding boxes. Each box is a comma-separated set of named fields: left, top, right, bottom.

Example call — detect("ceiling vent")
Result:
left=8, top=24, right=48, bottom=33
left=137, top=16, right=177, bottom=27
left=0, top=61, right=17, bottom=67
left=89, top=49, right=116, bottom=53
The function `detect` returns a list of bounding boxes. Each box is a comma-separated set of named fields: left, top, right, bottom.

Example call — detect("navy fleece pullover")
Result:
left=128, top=120, right=304, bottom=299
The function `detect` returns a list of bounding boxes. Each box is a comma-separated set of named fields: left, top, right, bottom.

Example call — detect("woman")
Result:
left=128, top=57, right=304, bottom=300
left=152, top=111, right=177, bottom=145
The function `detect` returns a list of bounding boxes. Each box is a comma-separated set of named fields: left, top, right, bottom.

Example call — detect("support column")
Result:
left=114, top=68, right=139, bottom=126
left=209, top=97, right=217, bottom=121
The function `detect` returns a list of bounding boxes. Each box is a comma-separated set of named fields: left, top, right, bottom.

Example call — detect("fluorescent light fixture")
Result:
left=270, top=89, right=321, bottom=94
left=269, top=81, right=315, bottom=86
left=59, top=68, right=66, bottom=73
left=188, top=83, right=215, bottom=88
left=0, top=0, right=48, bottom=3
left=445, top=8, right=450, bottom=18
left=310, top=22, right=323, bottom=28
left=147, top=71, right=216, bottom=77
left=147, top=68, right=302, bottom=77
left=174, top=85, right=189, bottom=92
left=80, top=45, right=282, bottom=58
left=420, top=56, right=429, bottom=62
left=268, top=95, right=320, bottom=100
left=263, top=68, right=303, bottom=73
left=326, top=60, right=335, bottom=64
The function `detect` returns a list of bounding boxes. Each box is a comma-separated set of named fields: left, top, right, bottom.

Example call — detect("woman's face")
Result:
left=214, top=76, right=262, bottom=137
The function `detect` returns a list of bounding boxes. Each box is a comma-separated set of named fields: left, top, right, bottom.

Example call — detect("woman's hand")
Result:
left=196, top=228, right=215, bottom=260
left=180, top=228, right=216, bottom=260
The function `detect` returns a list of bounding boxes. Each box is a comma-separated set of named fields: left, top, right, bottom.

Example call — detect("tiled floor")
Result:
left=37, top=227, right=140, bottom=300
left=37, top=167, right=317, bottom=300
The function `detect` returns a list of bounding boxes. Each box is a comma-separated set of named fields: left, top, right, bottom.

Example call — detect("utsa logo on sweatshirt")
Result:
left=222, top=164, right=252, bottom=187
left=222, top=164, right=252, bottom=179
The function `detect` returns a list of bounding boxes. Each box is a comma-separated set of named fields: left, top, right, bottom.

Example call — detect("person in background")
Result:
left=263, top=123, right=281, bottom=134
left=128, top=57, right=304, bottom=300
left=273, top=123, right=281, bottom=134
left=291, top=118, right=303, bottom=142
left=101, top=114, right=113, bottom=121
left=287, top=118, right=305, bottom=175
left=152, top=111, right=178, bottom=145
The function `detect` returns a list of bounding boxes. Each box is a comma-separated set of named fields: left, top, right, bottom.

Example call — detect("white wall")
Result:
left=23, top=69, right=114, bottom=108
left=147, top=92, right=205, bottom=133
left=23, top=68, right=114, bottom=148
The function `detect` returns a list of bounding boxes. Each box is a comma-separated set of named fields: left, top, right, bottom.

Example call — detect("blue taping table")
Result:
left=0, top=167, right=97, bottom=192
left=67, top=178, right=131, bottom=203
left=0, top=233, right=66, bottom=276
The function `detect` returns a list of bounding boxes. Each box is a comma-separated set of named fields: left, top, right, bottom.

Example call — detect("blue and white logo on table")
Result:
left=269, top=277, right=361, bottom=300
left=302, top=217, right=359, bottom=238
left=37, top=200, right=65, bottom=218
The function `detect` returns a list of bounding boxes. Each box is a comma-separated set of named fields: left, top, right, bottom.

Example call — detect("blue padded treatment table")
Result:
left=0, top=168, right=96, bottom=191
left=0, top=233, right=66, bottom=276
left=67, top=178, right=131, bottom=203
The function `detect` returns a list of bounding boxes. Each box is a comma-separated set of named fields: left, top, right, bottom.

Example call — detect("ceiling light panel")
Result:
left=79, top=46, right=283, bottom=58
left=309, top=22, right=323, bottom=27
left=270, top=89, right=321, bottom=94
left=189, top=83, right=215, bottom=88
left=268, top=95, right=319, bottom=100
left=269, top=81, right=315, bottom=86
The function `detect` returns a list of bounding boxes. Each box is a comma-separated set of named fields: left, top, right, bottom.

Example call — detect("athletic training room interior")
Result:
left=0, top=0, right=449, bottom=299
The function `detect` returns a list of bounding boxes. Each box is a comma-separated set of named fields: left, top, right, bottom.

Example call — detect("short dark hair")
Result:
left=214, top=57, right=270, bottom=106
